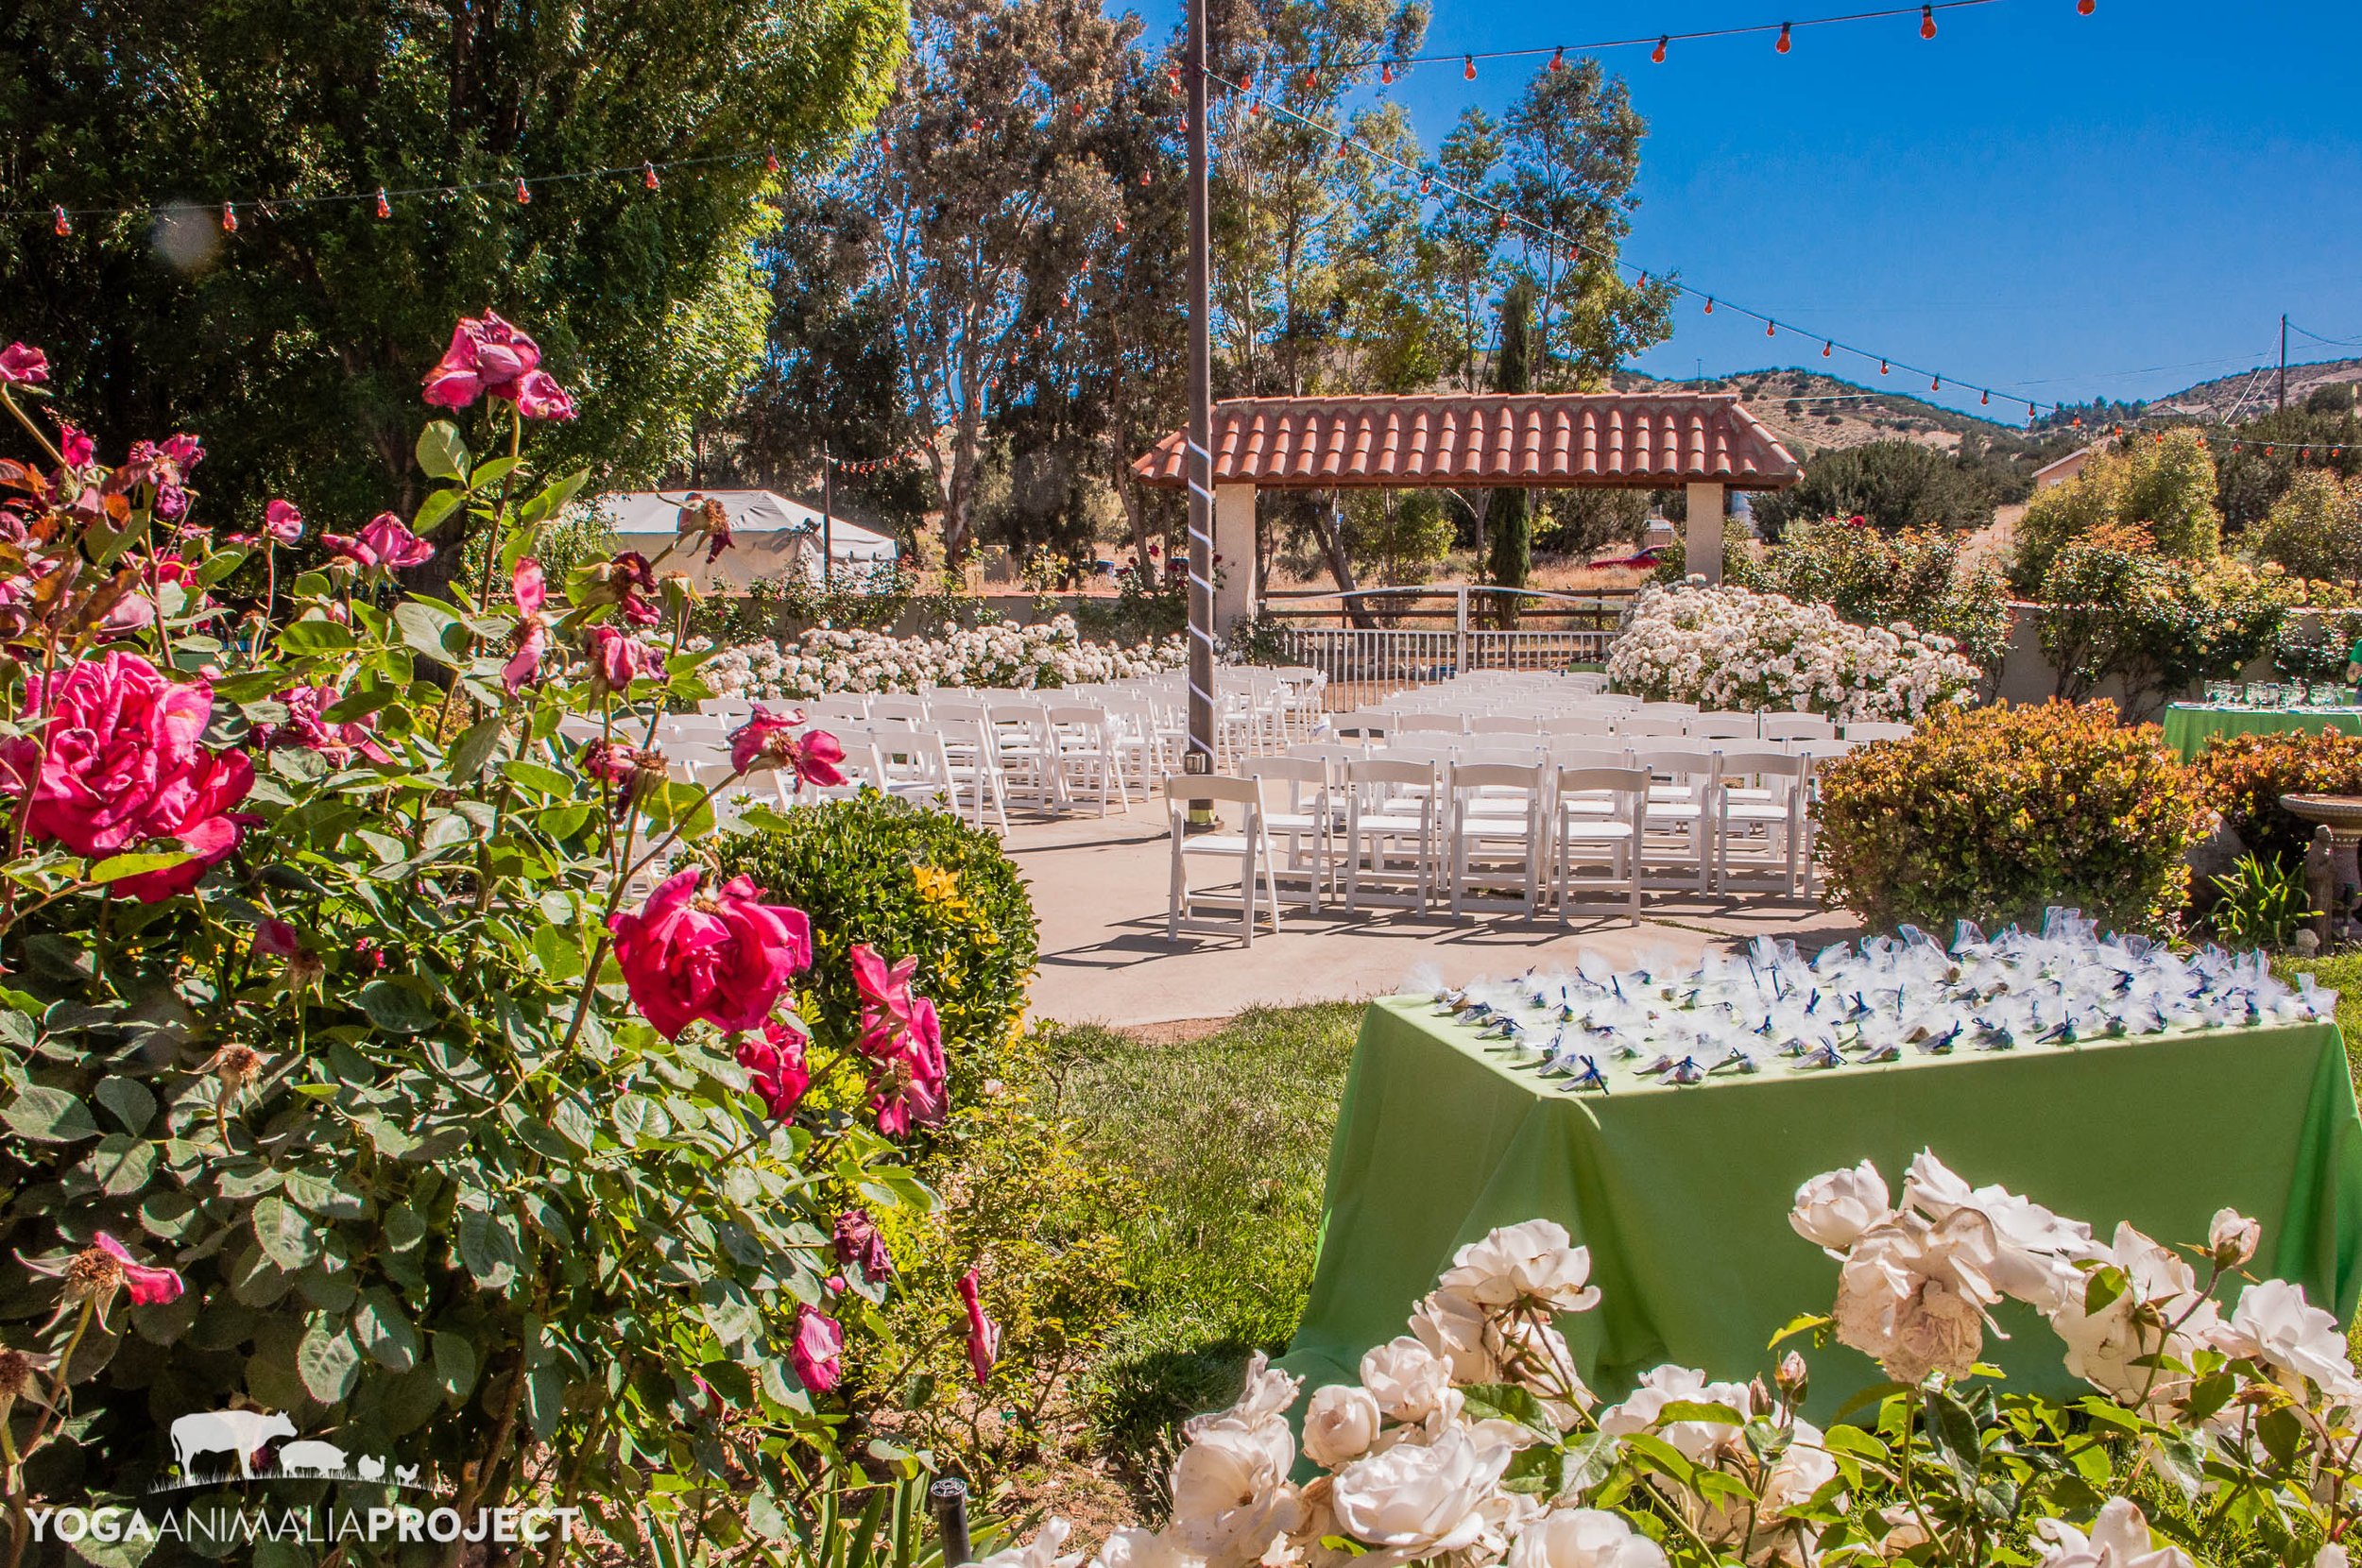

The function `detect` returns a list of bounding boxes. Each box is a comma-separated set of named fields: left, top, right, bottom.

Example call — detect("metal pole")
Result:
left=1183, top=0, right=1216, bottom=796
left=2280, top=315, right=2289, bottom=414
left=930, top=1477, right=972, bottom=1566
left=822, top=442, right=835, bottom=589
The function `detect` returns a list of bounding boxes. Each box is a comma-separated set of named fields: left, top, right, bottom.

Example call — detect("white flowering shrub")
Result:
left=1607, top=583, right=1979, bottom=722
left=702, top=614, right=1189, bottom=700
left=985, top=1158, right=2357, bottom=1568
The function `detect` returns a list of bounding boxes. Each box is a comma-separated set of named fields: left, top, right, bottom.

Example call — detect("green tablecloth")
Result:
left=2163, top=705, right=2362, bottom=759
left=1279, top=997, right=2362, bottom=1417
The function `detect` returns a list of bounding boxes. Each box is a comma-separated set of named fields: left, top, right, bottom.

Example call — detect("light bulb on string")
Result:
left=1920, top=6, right=1936, bottom=38
left=1980, top=390, right=1990, bottom=406
left=1380, top=61, right=1395, bottom=85
left=1703, top=297, right=1714, bottom=315
left=52, top=206, right=70, bottom=236
left=1930, top=374, right=1941, bottom=391
left=516, top=178, right=532, bottom=204
left=1303, top=67, right=1319, bottom=91
left=1463, top=56, right=1476, bottom=79
left=2078, top=0, right=2095, bottom=12
left=220, top=202, right=237, bottom=233
left=1878, top=359, right=1889, bottom=375
left=1765, top=320, right=1776, bottom=336
left=1822, top=341, right=1832, bottom=357
left=1419, top=176, right=1433, bottom=194
left=642, top=162, right=659, bottom=190
left=1651, top=35, right=1668, bottom=62
left=765, top=145, right=780, bottom=174
left=1549, top=46, right=1566, bottom=71
left=375, top=188, right=391, bottom=219
left=1139, top=169, right=1153, bottom=186
left=1775, top=22, right=1792, bottom=53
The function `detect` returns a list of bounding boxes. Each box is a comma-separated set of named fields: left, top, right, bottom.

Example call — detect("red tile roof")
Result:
left=1134, top=393, right=1802, bottom=490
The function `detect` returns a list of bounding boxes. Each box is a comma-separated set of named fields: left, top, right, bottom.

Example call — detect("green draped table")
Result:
left=2162, top=704, right=2362, bottom=759
left=1279, top=997, right=2362, bottom=1417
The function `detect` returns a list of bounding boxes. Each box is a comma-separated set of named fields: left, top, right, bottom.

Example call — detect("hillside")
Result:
left=2142, top=357, right=2362, bottom=422
left=1608, top=366, right=2029, bottom=461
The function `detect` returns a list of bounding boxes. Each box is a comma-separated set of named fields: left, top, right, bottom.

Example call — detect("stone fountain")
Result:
left=2283, top=793, right=2362, bottom=946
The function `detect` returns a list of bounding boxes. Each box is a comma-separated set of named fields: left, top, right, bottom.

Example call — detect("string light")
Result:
left=220, top=202, right=238, bottom=234
left=1549, top=46, right=1566, bottom=71
left=1930, top=373, right=1942, bottom=391
left=1463, top=55, right=1477, bottom=78
left=1822, top=341, right=1833, bottom=357
left=375, top=188, right=391, bottom=219
left=1980, top=390, right=1990, bottom=405
left=1878, top=359, right=1889, bottom=375
left=51, top=206, right=68, bottom=237
left=1703, top=297, right=1714, bottom=314
left=1921, top=5, right=1938, bottom=37
left=1775, top=22, right=1793, bottom=52
left=1381, top=61, right=1395, bottom=84
left=765, top=145, right=780, bottom=174
left=1765, top=320, right=1776, bottom=336
left=2078, top=0, right=2095, bottom=11
left=1652, top=36, right=1669, bottom=62
left=516, top=178, right=532, bottom=205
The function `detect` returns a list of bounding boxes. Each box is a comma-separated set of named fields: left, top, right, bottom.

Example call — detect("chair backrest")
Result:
left=1615, top=714, right=1688, bottom=738
left=1841, top=721, right=1913, bottom=742
left=1557, top=765, right=1650, bottom=801
left=1763, top=714, right=1839, bottom=741
left=1046, top=704, right=1111, bottom=732
left=1549, top=742, right=1634, bottom=770
left=1332, top=711, right=1393, bottom=740
left=1163, top=773, right=1266, bottom=809
left=1243, top=754, right=1328, bottom=795
left=1636, top=701, right=1699, bottom=718
left=930, top=697, right=988, bottom=723
left=1790, top=736, right=1859, bottom=760
left=1468, top=714, right=1541, bottom=735
left=1628, top=746, right=1716, bottom=783
left=1545, top=713, right=1618, bottom=737
left=1449, top=760, right=1544, bottom=793
left=1463, top=743, right=1547, bottom=767
left=1713, top=747, right=1806, bottom=783
left=1349, top=757, right=1435, bottom=793
left=1687, top=712, right=1761, bottom=740
left=867, top=695, right=929, bottom=723
left=1397, top=712, right=1467, bottom=735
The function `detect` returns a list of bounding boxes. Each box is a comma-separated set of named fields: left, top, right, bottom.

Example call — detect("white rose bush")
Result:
left=980, top=1156, right=2362, bottom=1568
left=703, top=614, right=1188, bottom=701
left=1606, top=583, right=1977, bottom=722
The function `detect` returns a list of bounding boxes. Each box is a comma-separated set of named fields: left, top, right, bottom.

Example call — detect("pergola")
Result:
left=1135, top=391, right=1803, bottom=627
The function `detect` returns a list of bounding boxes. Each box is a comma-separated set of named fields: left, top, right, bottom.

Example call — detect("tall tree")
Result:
left=0, top=0, right=903, bottom=525
left=1486, top=277, right=1534, bottom=620
left=1427, top=108, right=1508, bottom=396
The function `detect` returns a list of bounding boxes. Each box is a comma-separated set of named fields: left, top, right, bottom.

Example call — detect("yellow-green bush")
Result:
left=2012, top=428, right=2221, bottom=591
left=1814, top=700, right=2211, bottom=934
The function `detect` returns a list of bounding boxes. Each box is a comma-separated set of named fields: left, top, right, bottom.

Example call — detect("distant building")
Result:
left=587, top=489, right=899, bottom=594
left=2031, top=446, right=2098, bottom=491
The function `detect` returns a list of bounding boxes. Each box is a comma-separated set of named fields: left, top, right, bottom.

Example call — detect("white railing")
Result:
left=1273, top=625, right=1613, bottom=709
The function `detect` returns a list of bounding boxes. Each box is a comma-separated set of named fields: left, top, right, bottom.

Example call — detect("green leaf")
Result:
left=87, top=850, right=194, bottom=886
left=274, top=618, right=360, bottom=654
left=416, top=420, right=470, bottom=483
left=1926, top=1387, right=1984, bottom=1491
left=3, top=1084, right=101, bottom=1142
left=518, top=469, right=590, bottom=527
left=298, top=1318, right=363, bottom=1404
left=457, top=1207, right=521, bottom=1289
left=94, top=1076, right=158, bottom=1135
left=413, top=487, right=467, bottom=536
left=1556, top=1431, right=1618, bottom=1501
left=1617, top=1431, right=1697, bottom=1486
left=471, top=454, right=524, bottom=490
left=1769, top=1312, right=1832, bottom=1349
left=2082, top=1265, right=2128, bottom=1316
left=356, top=980, right=435, bottom=1035
left=352, top=1287, right=421, bottom=1372
left=252, top=1194, right=323, bottom=1270
left=395, top=600, right=467, bottom=666
left=1654, top=1399, right=1747, bottom=1426
left=447, top=716, right=505, bottom=783
left=87, top=1134, right=158, bottom=1198
left=432, top=1330, right=479, bottom=1397
left=698, top=1279, right=761, bottom=1348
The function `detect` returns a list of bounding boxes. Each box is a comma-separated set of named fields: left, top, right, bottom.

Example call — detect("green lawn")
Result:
left=2277, top=952, right=2362, bottom=1071
left=1042, top=1005, right=1361, bottom=1462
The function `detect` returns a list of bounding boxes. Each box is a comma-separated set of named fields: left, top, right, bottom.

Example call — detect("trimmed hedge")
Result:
left=712, top=793, right=1036, bottom=1090
left=1814, top=700, right=2211, bottom=936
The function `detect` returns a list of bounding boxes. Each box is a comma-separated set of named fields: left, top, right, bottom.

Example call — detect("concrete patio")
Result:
left=1003, top=811, right=1865, bottom=1028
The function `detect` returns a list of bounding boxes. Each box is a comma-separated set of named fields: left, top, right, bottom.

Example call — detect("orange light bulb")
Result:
left=52, top=206, right=70, bottom=236
left=1878, top=359, right=1890, bottom=375
left=1703, top=298, right=1714, bottom=315
left=1920, top=6, right=1936, bottom=38
left=1766, top=320, right=1776, bottom=336
left=1822, top=341, right=1832, bottom=358
left=642, top=162, right=659, bottom=190
left=1652, top=35, right=1668, bottom=62
left=2077, top=0, right=2095, bottom=12
left=1549, top=47, right=1566, bottom=71
left=516, top=178, right=531, bottom=204
left=375, top=188, right=391, bottom=218
left=220, top=202, right=238, bottom=233
left=1380, top=61, right=1394, bottom=85
left=1463, top=56, right=1476, bottom=79
left=1775, top=22, right=1792, bottom=53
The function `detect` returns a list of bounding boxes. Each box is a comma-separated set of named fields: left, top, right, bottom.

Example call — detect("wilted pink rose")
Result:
left=510, top=369, right=578, bottom=422
left=607, top=869, right=813, bottom=1041
left=0, top=343, right=49, bottom=385
left=790, top=1304, right=845, bottom=1393
left=262, top=499, right=303, bottom=544
left=501, top=557, right=551, bottom=695
left=257, top=685, right=390, bottom=767
left=59, top=425, right=94, bottom=468
left=160, top=433, right=203, bottom=471
left=833, top=1209, right=893, bottom=1281
left=421, top=312, right=542, bottom=408
left=735, top=1018, right=812, bottom=1121
left=332, top=513, right=434, bottom=571
left=586, top=625, right=655, bottom=694
left=867, top=996, right=947, bottom=1137
left=0, top=654, right=253, bottom=875
left=253, top=918, right=300, bottom=958
left=579, top=739, right=639, bottom=786
left=94, top=1232, right=184, bottom=1307
left=352, top=937, right=387, bottom=974
left=850, top=944, right=924, bottom=1059
left=958, top=1268, right=1001, bottom=1384
left=727, top=707, right=847, bottom=789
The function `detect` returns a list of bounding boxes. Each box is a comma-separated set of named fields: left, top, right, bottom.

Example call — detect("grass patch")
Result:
left=1040, top=1004, right=1361, bottom=1463
left=2273, top=952, right=2362, bottom=1073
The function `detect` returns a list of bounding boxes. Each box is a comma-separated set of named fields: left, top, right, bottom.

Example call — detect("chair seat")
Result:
left=1354, top=813, right=1429, bottom=834
left=1558, top=821, right=1635, bottom=842
left=1179, top=833, right=1256, bottom=856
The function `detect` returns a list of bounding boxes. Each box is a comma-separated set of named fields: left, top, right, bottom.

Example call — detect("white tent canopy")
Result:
left=590, top=488, right=898, bottom=592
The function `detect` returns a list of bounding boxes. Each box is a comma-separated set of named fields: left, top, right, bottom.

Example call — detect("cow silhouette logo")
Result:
left=169, top=1409, right=296, bottom=1484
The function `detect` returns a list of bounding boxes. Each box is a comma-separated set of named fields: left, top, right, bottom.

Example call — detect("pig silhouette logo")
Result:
left=357, top=1455, right=386, bottom=1481
left=170, top=1409, right=297, bottom=1483
left=277, top=1440, right=348, bottom=1477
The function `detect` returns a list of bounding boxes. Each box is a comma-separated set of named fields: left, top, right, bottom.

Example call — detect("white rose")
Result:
left=974, top=1519, right=1084, bottom=1568
left=2208, top=1278, right=2362, bottom=1406
left=1090, top=1529, right=1199, bottom=1568
left=1168, top=1423, right=1303, bottom=1568
left=1831, top=1216, right=1995, bottom=1386
left=1438, top=1220, right=1601, bottom=1314
left=2032, top=1498, right=2196, bottom=1568
left=1757, top=1420, right=1841, bottom=1519
left=1303, top=1384, right=1383, bottom=1469
left=1410, top=1287, right=1502, bottom=1384
left=1597, top=1364, right=1749, bottom=1464
left=1789, top=1161, right=1893, bottom=1254
left=1504, top=1508, right=1669, bottom=1568
left=2049, top=1222, right=2215, bottom=1410
left=1329, top=1427, right=1514, bottom=1568
left=1359, top=1337, right=1453, bottom=1423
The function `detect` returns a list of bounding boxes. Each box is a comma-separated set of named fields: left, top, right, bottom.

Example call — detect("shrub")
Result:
left=2012, top=427, right=2221, bottom=590
left=2274, top=608, right=2362, bottom=683
left=2038, top=524, right=2298, bottom=711
left=2249, top=468, right=2362, bottom=584
left=1742, top=515, right=2013, bottom=673
left=2208, top=851, right=2319, bottom=948
left=1608, top=582, right=1978, bottom=720
left=1813, top=700, right=2211, bottom=934
left=703, top=614, right=1186, bottom=700
left=711, top=793, right=1037, bottom=1093
left=2188, top=727, right=2362, bottom=868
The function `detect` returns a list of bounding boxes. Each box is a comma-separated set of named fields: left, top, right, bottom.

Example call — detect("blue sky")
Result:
left=1128, top=0, right=2362, bottom=424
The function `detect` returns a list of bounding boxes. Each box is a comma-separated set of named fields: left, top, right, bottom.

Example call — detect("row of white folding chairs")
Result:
left=1332, top=711, right=1904, bottom=745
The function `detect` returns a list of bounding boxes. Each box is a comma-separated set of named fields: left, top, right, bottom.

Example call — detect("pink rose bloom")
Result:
left=867, top=996, right=947, bottom=1137
left=257, top=684, right=390, bottom=767
left=262, top=499, right=303, bottom=544
left=606, top=869, right=813, bottom=1041
left=510, top=369, right=578, bottom=422
left=253, top=918, right=300, bottom=958
left=727, top=707, right=847, bottom=789
left=735, top=1018, right=812, bottom=1121
left=59, top=425, right=94, bottom=467
left=502, top=558, right=550, bottom=695
left=849, top=943, right=924, bottom=1059
left=0, top=343, right=49, bottom=385
left=958, top=1268, right=1001, bottom=1384
left=0, top=653, right=244, bottom=857
left=421, top=312, right=541, bottom=408
left=110, top=748, right=257, bottom=903
left=833, top=1209, right=893, bottom=1281
left=579, top=739, right=639, bottom=786
left=586, top=625, right=654, bottom=694
left=790, top=1304, right=845, bottom=1393
left=160, top=433, right=203, bottom=471
left=96, top=1232, right=184, bottom=1307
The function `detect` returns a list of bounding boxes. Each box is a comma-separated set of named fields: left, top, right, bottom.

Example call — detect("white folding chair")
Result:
left=1242, top=755, right=1334, bottom=910
left=1445, top=761, right=1548, bottom=920
left=1687, top=712, right=1762, bottom=741
left=1763, top=714, right=1839, bottom=743
left=987, top=702, right=1067, bottom=813
left=1627, top=747, right=1715, bottom=894
left=1166, top=775, right=1283, bottom=946
left=1047, top=704, right=1133, bottom=816
left=1710, top=748, right=1813, bottom=895
left=1614, top=714, right=1688, bottom=740
left=1397, top=712, right=1468, bottom=737
left=1554, top=765, right=1649, bottom=926
left=1344, top=758, right=1440, bottom=914
left=1468, top=714, right=1542, bottom=737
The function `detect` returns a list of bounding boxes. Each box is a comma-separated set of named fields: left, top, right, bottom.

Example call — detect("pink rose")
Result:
left=790, top=1304, right=845, bottom=1393
left=509, top=369, right=577, bottom=422
left=586, top=625, right=655, bottom=694
left=735, top=1018, right=812, bottom=1121
left=958, top=1268, right=1001, bottom=1384
left=849, top=943, right=924, bottom=1058
left=253, top=918, right=300, bottom=958
left=110, top=753, right=257, bottom=903
left=0, top=343, right=49, bottom=385
left=95, top=1231, right=184, bottom=1307
left=59, top=425, right=94, bottom=467
left=502, top=558, right=550, bottom=695
left=322, top=513, right=435, bottom=571
left=421, top=312, right=542, bottom=409
left=0, top=653, right=251, bottom=864
left=727, top=707, right=847, bottom=788
left=579, top=739, right=639, bottom=787
left=257, top=684, right=390, bottom=767
left=606, top=869, right=813, bottom=1041
left=833, top=1209, right=893, bottom=1281
left=866, top=996, right=947, bottom=1137
left=262, top=499, right=303, bottom=544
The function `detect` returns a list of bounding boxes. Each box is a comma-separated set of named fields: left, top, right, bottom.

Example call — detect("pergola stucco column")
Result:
left=1213, top=483, right=1258, bottom=629
left=1685, top=481, right=1727, bottom=584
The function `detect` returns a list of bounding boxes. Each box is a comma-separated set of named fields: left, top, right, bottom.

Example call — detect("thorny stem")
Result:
left=0, top=388, right=63, bottom=470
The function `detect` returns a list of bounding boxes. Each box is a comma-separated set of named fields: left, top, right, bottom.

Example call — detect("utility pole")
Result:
left=1183, top=0, right=1216, bottom=804
left=820, top=441, right=834, bottom=589
left=2281, top=314, right=2289, bottom=414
